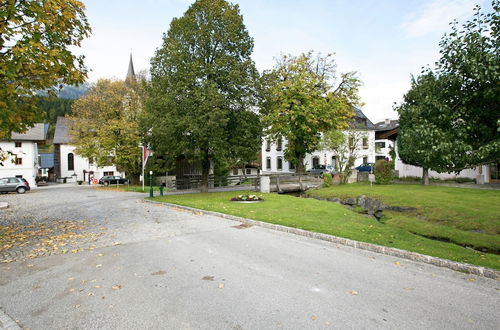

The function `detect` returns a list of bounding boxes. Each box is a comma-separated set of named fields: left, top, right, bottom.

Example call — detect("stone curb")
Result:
left=0, top=308, right=21, bottom=330
left=0, top=202, right=8, bottom=210
left=144, top=199, right=500, bottom=280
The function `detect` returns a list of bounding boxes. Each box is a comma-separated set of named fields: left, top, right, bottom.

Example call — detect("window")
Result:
left=276, top=137, right=282, bottom=151
left=277, top=157, right=283, bottom=170
left=265, top=140, right=271, bottom=152
left=245, top=168, right=251, bottom=175
left=331, top=156, right=336, bottom=168
left=104, top=171, right=114, bottom=176
left=363, top=156, right=368, bottom=164
left=362, top=137, right=368, bottom=149
left=348, top=136, right=355, bottom=148
left=232, top=169, right=238, bottom=175
left=375, top=142, right=385, bottom=149
left=312, top=157, right=320, bottom=168
left=15, top=157, right=22, bottom=165
left=289, top=161, right=295, bottom=170
left=266, top=157, right=271, bottom=170
left=67, top=153, right=74, bottom=171
left=15, top=142, right=22, bottom=148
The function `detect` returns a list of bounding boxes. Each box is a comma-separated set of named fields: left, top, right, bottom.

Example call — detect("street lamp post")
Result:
left=149, top=170, right=153, bottom=198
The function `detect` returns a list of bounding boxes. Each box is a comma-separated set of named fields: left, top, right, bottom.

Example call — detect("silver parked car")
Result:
left=0, top=177, right=31, bottom=194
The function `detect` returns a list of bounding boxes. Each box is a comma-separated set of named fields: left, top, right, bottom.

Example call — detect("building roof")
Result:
left=40, top=152, right=54, bottom=169
left=53, top=116, right=75, bottom=144
left=374, top=119, right=399, bottom=131
left=9, top=123, right=46, bottom=141
left=353, top=108, right=376, bottom=130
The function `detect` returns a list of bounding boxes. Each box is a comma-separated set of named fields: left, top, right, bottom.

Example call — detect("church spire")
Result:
left=126, top=53, right=135, bottom=83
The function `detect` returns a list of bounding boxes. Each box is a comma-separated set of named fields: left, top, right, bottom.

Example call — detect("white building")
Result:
left=53, top=117, right=123, bottom=183
left=0, top=124, right=46, bottom=186
left=261, top=108, right=376, bottom=173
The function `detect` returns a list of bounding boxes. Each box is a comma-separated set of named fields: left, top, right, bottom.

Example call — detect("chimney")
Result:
left=385, top=118, right=390, bottom=125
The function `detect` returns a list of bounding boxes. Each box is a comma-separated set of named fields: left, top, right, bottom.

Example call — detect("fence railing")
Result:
left=161, top=173, right=323, bottom=192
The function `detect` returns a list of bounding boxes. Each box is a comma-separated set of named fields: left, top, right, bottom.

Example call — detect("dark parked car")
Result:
left=355, top=163, right=374, bottom=172
left=99, top=176, right=129, bottom=186
left=0, top=177, right=30, bottom=194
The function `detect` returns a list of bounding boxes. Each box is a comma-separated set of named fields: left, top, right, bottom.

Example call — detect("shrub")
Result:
left=323, top=173, right=332, bottom=187
left=375, top=159, right=392, bottom=184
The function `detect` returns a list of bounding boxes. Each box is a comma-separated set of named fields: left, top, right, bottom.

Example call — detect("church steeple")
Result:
left=126, top=53, right=136, bottom=83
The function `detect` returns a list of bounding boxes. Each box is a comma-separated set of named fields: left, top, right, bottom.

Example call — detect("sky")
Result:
left=79, top=0, right=490, bottom=123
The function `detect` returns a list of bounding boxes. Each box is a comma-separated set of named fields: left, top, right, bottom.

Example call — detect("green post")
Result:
left=149, top=170, right=153, bottom=198
left=159, top=183, right=164, bottom=196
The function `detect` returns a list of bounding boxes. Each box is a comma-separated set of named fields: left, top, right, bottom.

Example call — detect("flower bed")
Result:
left=230, top=194, right=263, bottom=202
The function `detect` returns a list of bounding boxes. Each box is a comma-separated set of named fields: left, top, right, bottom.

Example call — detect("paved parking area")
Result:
left=0, top=186, right=499, bottom=329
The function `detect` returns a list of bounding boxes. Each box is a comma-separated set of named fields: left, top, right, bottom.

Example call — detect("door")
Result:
left=0, top=178, right=8, bottom=191
left=490, top=162, right=500, bottom=183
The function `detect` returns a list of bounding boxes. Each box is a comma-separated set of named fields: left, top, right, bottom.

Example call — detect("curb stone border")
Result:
left=144, top=199, right=500, bottom=280
left=0, top=308, right=21, bottom=330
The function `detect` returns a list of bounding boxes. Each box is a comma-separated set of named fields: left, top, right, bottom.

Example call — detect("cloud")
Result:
left=402, top=0, right=478, bottom=38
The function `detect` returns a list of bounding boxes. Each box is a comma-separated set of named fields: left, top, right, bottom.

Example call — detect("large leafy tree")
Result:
left=145, top=0, right=261, bottom=192
left=0, top=0, right=91, bottom=138
left=261, top=52, right=361, bottom=173
left=397, top=73, right=472, bottom=184
left=70, top=79, right=145, bottom=183
left=397, top=1, right=499, bottom=184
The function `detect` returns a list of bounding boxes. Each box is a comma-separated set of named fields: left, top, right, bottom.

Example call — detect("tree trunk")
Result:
left=200, top=151, right=210, bottom=193
left=422, top=168, right=429, bottom=185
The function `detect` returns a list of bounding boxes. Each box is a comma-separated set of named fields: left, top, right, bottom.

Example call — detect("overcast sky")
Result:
left=78, top=0, right=489, bottom=123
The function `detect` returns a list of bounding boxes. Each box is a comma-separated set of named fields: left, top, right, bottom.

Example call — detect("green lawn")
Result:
left=307, top=183, right=500, bottom=254
left=151, top=188, right=500, bottom=270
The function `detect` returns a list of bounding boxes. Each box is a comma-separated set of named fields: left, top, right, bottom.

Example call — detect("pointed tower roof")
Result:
left=126, top=53, right=136, bottom=83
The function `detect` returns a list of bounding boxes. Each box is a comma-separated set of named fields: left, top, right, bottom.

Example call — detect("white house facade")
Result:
left=53, top=117, right=123, bottom=183
left=0, top=124, right=46, bottom=186
left=261, top=108, right=376, bottom=174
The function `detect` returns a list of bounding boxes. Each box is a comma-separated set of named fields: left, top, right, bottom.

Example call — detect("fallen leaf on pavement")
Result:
left=310, top=316, right=317, bottom=320
left=88, top=292, right=94, bottom=296
left=218, top=283, right=224, bottom=289
left=95, top=264, right=102, bottom=268
left=68, top=277, right=75, bottom=281
left=394, top=261, right=401, bottom=266
left=350, top=290, right=359, bottom=295
left=112, top=285, right=122, bottom=290
left=467, top=278, right=476, bottom=282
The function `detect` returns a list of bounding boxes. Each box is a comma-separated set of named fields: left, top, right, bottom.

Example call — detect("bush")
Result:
left=375, top=159, right=392, bottom=184
left=323, top=173, right=332, bottom=187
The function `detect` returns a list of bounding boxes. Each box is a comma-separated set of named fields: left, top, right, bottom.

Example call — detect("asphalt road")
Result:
left=0, top=185, right=499, bottom=329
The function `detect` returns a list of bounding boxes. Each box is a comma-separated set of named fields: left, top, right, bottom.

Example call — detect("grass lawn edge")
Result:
left=144, top=198, right=500, bottom=280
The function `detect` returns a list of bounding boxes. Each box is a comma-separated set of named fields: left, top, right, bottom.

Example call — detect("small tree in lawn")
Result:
left=322, top=129, right=366, bottom=184
left=145, top=0, right=261, bottom=192
left=261, top=52, right=362, bottom=174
